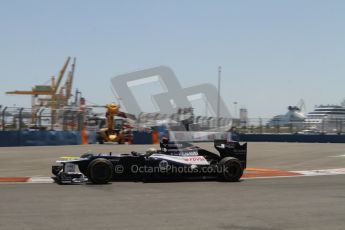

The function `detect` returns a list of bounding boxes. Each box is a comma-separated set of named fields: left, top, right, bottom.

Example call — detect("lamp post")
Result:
left=217, top=66, right=221, bottom=129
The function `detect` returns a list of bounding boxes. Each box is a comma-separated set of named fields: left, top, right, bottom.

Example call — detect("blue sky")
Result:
left=0, top=0, right=344, bottom=118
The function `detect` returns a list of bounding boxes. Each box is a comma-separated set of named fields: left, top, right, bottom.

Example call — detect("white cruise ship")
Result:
left=304, top=105, right=345, bottom=132
left=305, top=105, right=345, bottom=123
left=268, top=106, right=306, bottom=126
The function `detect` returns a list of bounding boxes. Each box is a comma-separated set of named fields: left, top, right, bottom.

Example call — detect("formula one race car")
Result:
left=52, top=139, right=247, bottom=184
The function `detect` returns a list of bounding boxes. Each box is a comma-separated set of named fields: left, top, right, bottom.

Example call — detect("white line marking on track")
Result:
left=28, top=177, right=55, bottom=183
left=243, top=175, right=302, bottom=180
left=292, top=168, right=345, bottom=176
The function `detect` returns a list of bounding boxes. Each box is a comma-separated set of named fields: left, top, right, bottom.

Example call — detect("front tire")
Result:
left=98, top=138, right=104, bottom=144
left=87, top=158, right=113, bottom=184
left=219, top=157, right=243, bottom=182
left=97, top=134, right=104, bottom=144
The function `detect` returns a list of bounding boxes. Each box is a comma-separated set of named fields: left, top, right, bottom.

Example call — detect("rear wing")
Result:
left=214, top=139, right=247, bottom=169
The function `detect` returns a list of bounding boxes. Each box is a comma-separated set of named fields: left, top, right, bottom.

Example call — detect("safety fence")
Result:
left=235, top=117, right=345, bottom=135
left=136, top=112, right=233, bottom=131
left=2, top=105, right=345, bottom=134
left=0, top=106, right=88, bottom=131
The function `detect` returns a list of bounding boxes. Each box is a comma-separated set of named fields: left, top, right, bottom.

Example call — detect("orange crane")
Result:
left=6, top=57, right=76, bottom=125
left=92, top=103, right=135, bottom=144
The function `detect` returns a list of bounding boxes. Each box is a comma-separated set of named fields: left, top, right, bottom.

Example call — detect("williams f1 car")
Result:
left=52, top=139, right=247, bottom=184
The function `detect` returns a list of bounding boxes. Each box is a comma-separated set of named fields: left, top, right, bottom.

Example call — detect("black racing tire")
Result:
left=97, top=134, right=104, bottom=144
left=87, top=158, right=113, bottom=184
left=117, top=135, right=125, bottom=144
left=118, top=140, right=125, bottom=144
left=219, top=157, right=243, bottom=182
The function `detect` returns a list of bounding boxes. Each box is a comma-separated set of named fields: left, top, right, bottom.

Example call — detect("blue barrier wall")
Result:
left=0, top=131, right=97, bottom=147
left=88, top=131, right=97, bottom=144
left=132, top=131, right=153, bottom=144
left=3, top=131, right=345, bottom=146
left=239, top=134, right=345, bottom=143
left=0, top=131, right=20, bottom=147
left=20, top=131, right=81, bottom=146
left=155, top=125, right=169, bottom=139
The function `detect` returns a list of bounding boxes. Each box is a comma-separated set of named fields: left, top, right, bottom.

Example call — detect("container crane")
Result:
left=5, top=57, right=76, bottom=126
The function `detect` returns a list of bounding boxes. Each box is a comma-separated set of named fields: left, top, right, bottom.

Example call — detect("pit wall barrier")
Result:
left=0, top=131, right=97, bottom=147
left=3, top=131, right=344, bottom=147
left=238, top=134, right=345, bottom=143
left=132, top=129, right=169, bottom=145
left=168, top=131, right=345, bottom=143
left=132, top=131, right=153, bottom=144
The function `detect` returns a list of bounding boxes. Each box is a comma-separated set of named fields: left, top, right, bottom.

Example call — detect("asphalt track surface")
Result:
left=1, top=142, right=345, bottom=230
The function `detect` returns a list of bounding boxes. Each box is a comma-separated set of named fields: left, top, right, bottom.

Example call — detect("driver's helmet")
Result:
left=160, top=137, right=170, bottom=152
left=145, top=148, right=157, bottom=156
left=161, top=137, right=169, bottom=144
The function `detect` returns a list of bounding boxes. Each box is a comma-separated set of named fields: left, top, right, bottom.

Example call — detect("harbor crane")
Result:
left=6, top=57, right=76, bottom=126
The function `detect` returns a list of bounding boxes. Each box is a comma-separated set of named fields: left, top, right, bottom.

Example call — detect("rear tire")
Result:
left=97, top=134, right=104, bottom=144
left=219, top=157, right=243, bottom=182
left=118, top=139, right=125, bottom=144
left=87, top=158, right=113, bottom=184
